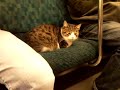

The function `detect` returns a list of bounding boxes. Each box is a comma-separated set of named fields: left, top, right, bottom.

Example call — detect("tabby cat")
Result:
left=24, top=21, right=81, bottom=52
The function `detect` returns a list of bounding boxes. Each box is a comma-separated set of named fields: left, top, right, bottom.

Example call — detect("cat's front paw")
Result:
left=59, top=40, right=69, bottom=48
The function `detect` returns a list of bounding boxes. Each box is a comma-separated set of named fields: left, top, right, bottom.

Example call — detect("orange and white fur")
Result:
left=24, top=21, right=81, bottom=52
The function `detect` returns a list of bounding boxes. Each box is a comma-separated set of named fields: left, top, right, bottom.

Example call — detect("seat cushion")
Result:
left=13, top=32, right=98, bottom=75
left=0, top=0, right=70, bottom=33
left=0, top=0, right=98, bottom=75
left=40, top=39, right=98, bottom=74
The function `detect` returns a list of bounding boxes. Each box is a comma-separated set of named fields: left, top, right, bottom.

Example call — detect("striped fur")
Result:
left=24, top=21, right=81, bottom=52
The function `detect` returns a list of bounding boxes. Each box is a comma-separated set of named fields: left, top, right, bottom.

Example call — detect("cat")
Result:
left=24, top=20, right=81, bottom=52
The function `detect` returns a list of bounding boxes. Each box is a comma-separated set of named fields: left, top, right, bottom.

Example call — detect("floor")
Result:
left=55, top=56, right=110, bottom=90
left=66, top=73, right=101, bottom=90
left=55, top=64, right=104, bottom=90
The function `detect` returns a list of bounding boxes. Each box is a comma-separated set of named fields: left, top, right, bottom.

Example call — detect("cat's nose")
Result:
left=70, top=37, right=76, bottom=41
left=71, top=37, right=74, bottom=40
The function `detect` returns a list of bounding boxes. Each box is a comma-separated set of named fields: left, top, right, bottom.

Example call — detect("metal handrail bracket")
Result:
left=89, top=0, right=103, bottom=66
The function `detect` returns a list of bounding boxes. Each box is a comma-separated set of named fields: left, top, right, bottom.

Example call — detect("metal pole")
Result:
left=89, top=0, right=103, bottom=66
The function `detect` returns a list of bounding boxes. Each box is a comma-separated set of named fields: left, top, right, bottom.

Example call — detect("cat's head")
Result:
left=61, top=20, right=81, bottom=42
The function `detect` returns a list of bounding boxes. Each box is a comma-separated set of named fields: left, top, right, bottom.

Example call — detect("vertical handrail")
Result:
left=89, top=0, right=103, bottom=66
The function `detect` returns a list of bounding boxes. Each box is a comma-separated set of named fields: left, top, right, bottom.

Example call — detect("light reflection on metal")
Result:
left=89, top=0, right=103, bottom=66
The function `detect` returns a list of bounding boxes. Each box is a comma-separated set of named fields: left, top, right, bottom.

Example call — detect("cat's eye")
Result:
left=62, top=32, right=67, bottom=34
left=75, top=30, right=78, bottom=32
left=75, top=33, right=78, bottom=36
left=67, top=32, right=71, bottom=35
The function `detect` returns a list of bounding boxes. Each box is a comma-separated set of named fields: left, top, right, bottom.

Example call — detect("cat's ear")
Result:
left=63, top=20, right=68, bottom=27
left=76, top=24, right=81, bottom=29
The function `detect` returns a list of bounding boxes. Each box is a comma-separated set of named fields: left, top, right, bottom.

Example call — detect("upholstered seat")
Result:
left=0, top=0, right=101, bottom=89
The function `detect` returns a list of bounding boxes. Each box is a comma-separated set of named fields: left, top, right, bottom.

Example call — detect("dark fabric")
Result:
left=76, top=20, right=120, bottom=90
left=67, top=1, right=120, bottom=89
left=80, top=21, right=120, bottom=90
left=81, top=21, right=120, bottom=47
left=67, top=0, right=120, bottom=24
left=94, top=22, right=120, bottom=90
left=0, top=0, right=70, bottom=32
left=95, top=47, right=120, bottom=90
